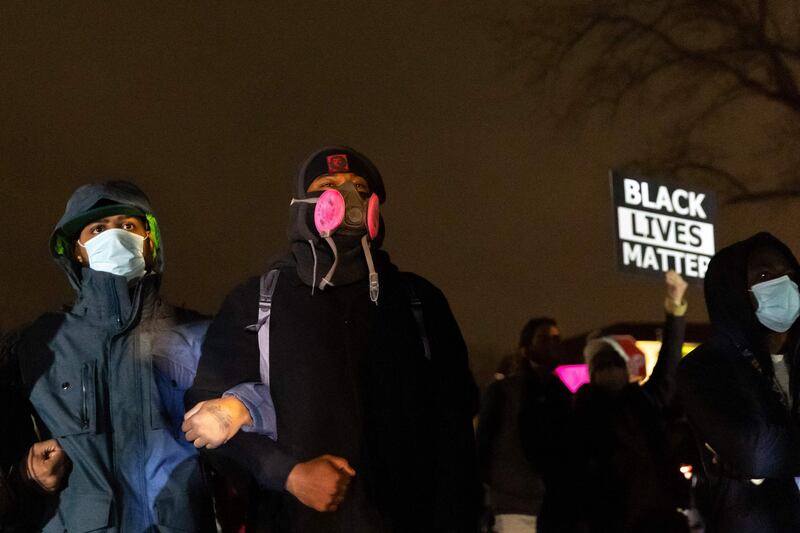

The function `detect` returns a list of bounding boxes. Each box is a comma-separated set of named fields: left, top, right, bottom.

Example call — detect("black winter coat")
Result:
left=680, top=336, right=800, bottom=532
left=477, top=371, right=546, bottom=516
left=187, top=255, right=481, bottom=533
left=516, top=367, right=576, bottom=532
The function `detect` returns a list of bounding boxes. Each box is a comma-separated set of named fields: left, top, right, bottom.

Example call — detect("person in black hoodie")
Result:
left=575, top=271, right=689, bottom=533
left=678, top=232, right=800, bottom=532
left=184, top=146, right=481, bottom=533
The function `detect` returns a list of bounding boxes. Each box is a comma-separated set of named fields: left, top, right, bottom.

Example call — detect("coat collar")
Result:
left=70, top=268, right=161, bottom=331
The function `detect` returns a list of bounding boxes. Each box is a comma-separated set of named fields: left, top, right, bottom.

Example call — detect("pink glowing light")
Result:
left=554, top=364, right=590, bottom=394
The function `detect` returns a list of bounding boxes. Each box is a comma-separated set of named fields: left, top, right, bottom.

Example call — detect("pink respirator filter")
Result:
left=314, top=189, right=346, bottom=238
left=367, top=193, right=380, bottom=240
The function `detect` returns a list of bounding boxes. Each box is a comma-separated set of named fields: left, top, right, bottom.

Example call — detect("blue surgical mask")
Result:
left=79, top=228, right=148, bottom=282
left=750, top=275, right=800, bottom=333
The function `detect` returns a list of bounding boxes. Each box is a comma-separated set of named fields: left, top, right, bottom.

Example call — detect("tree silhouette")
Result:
left=504, top=0, right=800, bottom=203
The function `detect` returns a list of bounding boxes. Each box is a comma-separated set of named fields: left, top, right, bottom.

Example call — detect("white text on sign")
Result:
left=623, top=178, right=707, bottom=219
left=621, top=241, right=711, bottom=278
left=613, top=174, right=715, bottom=281
left=617, top=207, right=715, bottom=256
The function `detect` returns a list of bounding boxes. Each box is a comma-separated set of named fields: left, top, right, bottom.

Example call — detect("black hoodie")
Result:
left=678, top=232, right=800, bottom=532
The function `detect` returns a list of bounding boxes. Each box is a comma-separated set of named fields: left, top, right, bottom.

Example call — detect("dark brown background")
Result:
left=2, top=2, right=798, bottom=382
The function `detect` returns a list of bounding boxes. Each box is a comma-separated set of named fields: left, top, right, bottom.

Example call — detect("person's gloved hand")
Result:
left=24, top=439, right=71, bottom=493
left=285, top=454, right=356, bottom=512
left=182, top=397, right=253, bottom=449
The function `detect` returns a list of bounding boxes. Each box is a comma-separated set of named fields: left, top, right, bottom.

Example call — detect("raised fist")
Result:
left=665, top=270, right=688, bottom=307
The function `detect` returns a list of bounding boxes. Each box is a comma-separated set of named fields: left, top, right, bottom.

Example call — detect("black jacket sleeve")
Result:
left=185, top=278, right=298, bottom=491
left=642, top=313, right=686, bottom=409
left=0, top=329, right=49, bottom=529
left=678, top=342, right=800, bottom=479
left=414, top=276, right=482, bottom=532
left=475, top=380, right=503, bottom=484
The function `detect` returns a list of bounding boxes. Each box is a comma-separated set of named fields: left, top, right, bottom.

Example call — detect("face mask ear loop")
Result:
left=308, top=239, right=318, bottom=296
left=319, top=236, right=338, bottom=290
left=361, top=234, right=379, bottom=305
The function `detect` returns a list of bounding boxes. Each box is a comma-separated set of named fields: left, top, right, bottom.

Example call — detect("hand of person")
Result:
left=182, top=397, right=253, bottom=449
left=25, top=439, right=71, bottom=493
left=285, top=454, right=356, bottom=512
left=665, top=270, right=688, bottom=306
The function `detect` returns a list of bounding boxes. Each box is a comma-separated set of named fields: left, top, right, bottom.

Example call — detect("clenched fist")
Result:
left=665, top=270, right=689, bottom=306
left=182, top=397, right=253, bottom=449
left=286, top=455, right=356, bottom=512
left=25, top=439, right=70, bottom=492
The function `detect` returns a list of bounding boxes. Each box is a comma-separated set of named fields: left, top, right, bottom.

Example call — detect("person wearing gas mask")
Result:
left=574, top=271, right=689, bottom=533
left=184, top=146, right=481, bottom=532
left=476, top=318, right=560, bottom=533
left=678, top=233, right=800, bottom=532
left=2, top=180, right=216, bottom=531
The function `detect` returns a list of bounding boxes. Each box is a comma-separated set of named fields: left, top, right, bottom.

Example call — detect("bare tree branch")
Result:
left=727, top=189, right=800, bottom=203
left=503, top=0, right=800, bottom=204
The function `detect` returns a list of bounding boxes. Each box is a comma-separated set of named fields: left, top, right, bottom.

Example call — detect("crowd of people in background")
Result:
left=479, top=233, right=800, bottom=533
left=480, top=273, right=692, bottom=533
left=2, top=146, right=800, bottom=533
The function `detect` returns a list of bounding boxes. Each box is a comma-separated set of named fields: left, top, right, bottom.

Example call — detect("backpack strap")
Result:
left=244, top=269, right=281, bottom=386
left=400, top=274, right=432, bottom=361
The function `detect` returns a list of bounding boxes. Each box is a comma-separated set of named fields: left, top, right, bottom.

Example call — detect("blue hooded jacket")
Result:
left=15, top=181, right=215, bottom=532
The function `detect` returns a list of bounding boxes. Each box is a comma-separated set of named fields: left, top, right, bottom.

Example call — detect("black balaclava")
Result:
left=705, top=232, right=800, bottom=371
left=286, top=146, right=386, bottom=295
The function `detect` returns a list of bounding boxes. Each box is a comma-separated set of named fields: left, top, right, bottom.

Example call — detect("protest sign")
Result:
left=610, top=171, right=717, bottom=281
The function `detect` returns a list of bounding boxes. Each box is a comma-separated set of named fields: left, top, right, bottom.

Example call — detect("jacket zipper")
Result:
left=105, top=337, right=122, bottom=528
left=134, top=334, right=154, bottom=526
left=109, top=279, right=122, bottom=328
left=81, top=363, right=90, bottom=429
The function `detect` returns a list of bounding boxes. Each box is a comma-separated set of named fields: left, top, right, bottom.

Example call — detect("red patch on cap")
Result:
left=326, top=154, right=350, bottom=174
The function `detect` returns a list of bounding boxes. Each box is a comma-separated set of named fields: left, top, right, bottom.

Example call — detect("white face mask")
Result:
left=78, top=228, right=148, bottom=282
left=751, top=275, right=800, bottom=333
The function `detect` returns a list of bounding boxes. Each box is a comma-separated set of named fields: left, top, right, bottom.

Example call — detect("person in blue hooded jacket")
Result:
left=3, top=180, right=216, bottom=531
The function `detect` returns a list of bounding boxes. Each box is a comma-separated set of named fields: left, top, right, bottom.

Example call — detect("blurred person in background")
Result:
left=575, top=271, right=689, bottom=533
left=477, top=317, right=560, bottom=532
left=515, top=317, right=583, bottom=533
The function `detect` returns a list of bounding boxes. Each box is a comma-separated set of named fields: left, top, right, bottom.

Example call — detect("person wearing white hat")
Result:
left=574, top=271, right=689, bottom=532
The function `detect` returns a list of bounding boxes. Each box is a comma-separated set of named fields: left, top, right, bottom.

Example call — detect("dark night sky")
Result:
left=3, top=2, right=800, bottom=382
